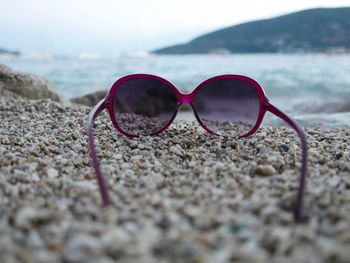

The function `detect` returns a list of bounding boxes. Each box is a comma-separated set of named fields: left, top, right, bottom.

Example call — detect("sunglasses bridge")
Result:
left=176, top=92, right=195, bottom=105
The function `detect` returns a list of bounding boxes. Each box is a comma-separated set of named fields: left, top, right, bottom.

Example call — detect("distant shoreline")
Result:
left=1, top=50, right=350, bottom=61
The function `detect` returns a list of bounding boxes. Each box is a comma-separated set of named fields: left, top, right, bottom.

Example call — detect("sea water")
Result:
left=1, top=53, right=350, bottom=127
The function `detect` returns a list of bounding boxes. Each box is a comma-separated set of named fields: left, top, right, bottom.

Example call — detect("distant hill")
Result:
left=153, top=7, right=350, bottom=54
left=0, top=48, right=19, bottom=56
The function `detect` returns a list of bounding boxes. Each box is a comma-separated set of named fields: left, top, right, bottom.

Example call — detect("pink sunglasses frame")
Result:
left=87, top=74, right=308, bottom=222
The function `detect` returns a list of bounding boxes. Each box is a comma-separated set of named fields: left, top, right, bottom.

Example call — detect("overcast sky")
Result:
left=0, top=0, right=349, bottom=54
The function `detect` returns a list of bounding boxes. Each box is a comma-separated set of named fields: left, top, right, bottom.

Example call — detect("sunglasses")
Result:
left=87, top=74, right=308, bottom=222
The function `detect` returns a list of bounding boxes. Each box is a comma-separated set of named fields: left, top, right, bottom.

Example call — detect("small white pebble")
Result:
left=31, top=173, right=40, bottom=182
left=115, top=153, right=123, bottom=160
left=47, top=168, right=59, bottom=179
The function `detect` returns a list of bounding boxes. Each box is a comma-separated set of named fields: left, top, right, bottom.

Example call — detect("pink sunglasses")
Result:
left=87, top=74, right=308, bottom=222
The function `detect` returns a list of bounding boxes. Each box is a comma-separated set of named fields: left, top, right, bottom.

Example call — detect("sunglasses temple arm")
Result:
left=265, top=102, right=308, bottom=222
left=87, top=99, right=110, bottom=207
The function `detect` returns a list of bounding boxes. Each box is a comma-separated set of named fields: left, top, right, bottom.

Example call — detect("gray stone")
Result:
left=70, top=90, right=107, bottom=106
left=15, top=207, right=52, bottom=230
left=256, top=164, right=276, bottom=176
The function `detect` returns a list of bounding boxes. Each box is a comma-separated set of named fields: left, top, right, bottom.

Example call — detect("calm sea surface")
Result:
left=1, top=54, right=350, bottom=127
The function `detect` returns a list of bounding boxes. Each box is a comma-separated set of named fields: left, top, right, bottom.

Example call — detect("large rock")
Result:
left=0, top=64, right=61, bottom=101
left=70, top=90, right=107, bottom=106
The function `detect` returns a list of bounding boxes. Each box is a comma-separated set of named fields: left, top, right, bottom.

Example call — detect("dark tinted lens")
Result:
left=194, top=78, right=260, bottom=137
left=113, top=78, right=178, bottom=136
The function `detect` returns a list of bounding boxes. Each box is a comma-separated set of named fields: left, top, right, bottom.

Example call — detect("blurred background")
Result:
left=1, top=0, right=350, bottom=126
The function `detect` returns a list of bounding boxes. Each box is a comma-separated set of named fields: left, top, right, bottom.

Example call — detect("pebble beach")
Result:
left=1, top=96, right=350, bottom=263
